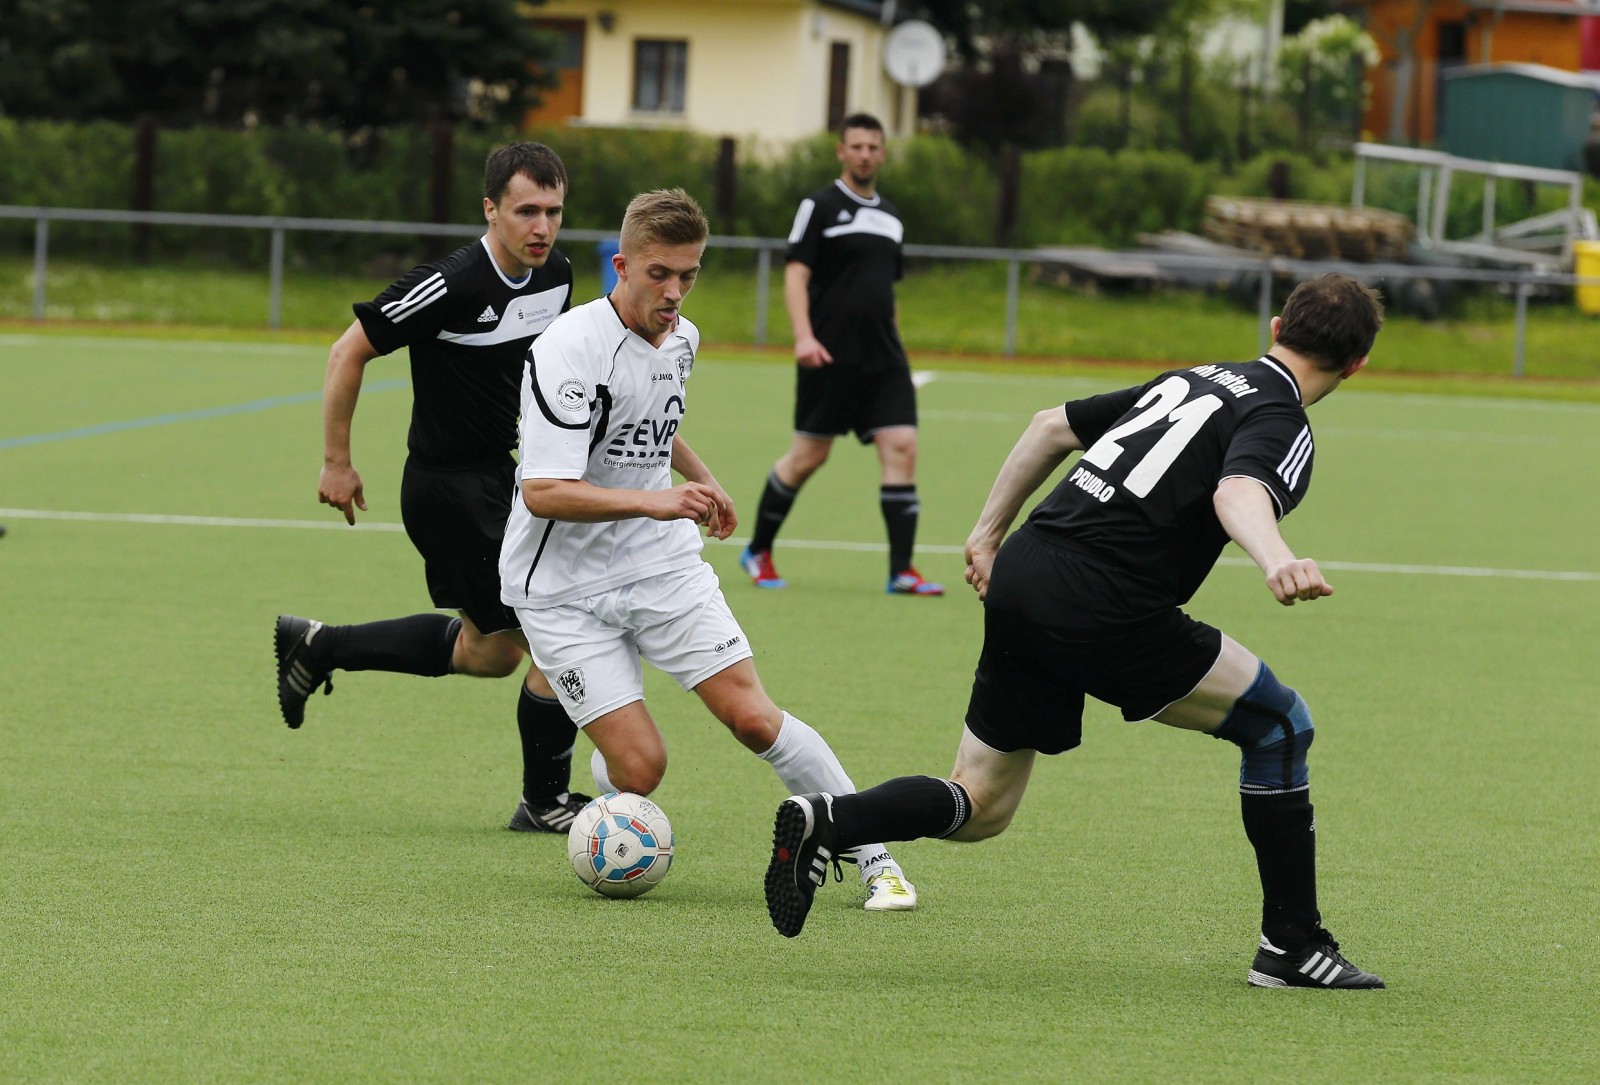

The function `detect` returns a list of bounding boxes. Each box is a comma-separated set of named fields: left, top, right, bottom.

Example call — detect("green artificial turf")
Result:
left=1, top=334, right=1596, bottom=1082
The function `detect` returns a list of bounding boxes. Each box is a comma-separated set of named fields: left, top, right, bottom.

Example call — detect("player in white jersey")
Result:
left=500, top=188, right=916, bottom=914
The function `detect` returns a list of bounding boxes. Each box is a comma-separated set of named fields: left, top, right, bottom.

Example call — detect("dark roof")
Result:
left=820, top=0, right=886, bottom=19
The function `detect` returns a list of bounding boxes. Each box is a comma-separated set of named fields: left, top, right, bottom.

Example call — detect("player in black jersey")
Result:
left=274, top=142, right=590, bottom=833
left=740, top=113, right=943, bottom=596
left=764, top=275, right=1388, bottom=988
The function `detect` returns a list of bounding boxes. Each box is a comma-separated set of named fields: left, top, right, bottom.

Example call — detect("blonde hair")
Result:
left=619, top=188, right=709, bottom=255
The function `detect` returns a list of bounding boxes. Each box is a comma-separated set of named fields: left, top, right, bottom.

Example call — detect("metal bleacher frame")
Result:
left=1351, top=141, right=1597, bottom=270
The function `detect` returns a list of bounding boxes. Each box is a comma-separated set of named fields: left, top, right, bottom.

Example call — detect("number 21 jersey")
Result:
left=1025, top=355, right=1315, bottom=624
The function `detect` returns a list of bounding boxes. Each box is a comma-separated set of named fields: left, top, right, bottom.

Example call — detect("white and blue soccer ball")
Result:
left=567, top=792, right=674, bottom=898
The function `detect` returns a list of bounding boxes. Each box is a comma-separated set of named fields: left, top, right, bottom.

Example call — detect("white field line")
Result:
left=2, top=507, right=1596, bottom=583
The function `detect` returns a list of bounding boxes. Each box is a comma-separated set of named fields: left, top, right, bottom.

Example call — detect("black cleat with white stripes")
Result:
left=274, top=615, right=333, bottom=729
left=507, top=792, right=594, bottom=833
left=765, top=793, right=839, bottom=938
left=1248, top=929, right=1385, bottom=989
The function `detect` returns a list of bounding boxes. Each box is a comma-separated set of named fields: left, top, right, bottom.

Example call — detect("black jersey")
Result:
left=1024, top=355, right=1315, bottom=626
left=354, top=237, right=572, bottom=468
left=784, top=179, right=907, bottom=371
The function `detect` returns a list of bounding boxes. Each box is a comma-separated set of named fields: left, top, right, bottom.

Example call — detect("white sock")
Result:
left=591, top=748, right=616, bottom=794
left=759, top=712, right=903, bottom=884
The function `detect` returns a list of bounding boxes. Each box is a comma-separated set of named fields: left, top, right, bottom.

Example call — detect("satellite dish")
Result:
left=883, top=20, right=946, bottom=88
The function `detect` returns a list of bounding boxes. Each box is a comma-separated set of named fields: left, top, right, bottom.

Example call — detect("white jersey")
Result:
left=500, top=297, right=704, bottom=609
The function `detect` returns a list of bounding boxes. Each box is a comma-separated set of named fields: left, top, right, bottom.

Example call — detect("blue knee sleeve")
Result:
left=1208, top=663, right=1313, bottom=795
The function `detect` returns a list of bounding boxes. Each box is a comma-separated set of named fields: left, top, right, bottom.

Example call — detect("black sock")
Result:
left=1241, top=790, right=1321, bottom=948
left=880, top=484, right=919, bottom=576
left=518, top=683, right=577, bottom=803
left=314, top=614, right=460, bottom=677
left=832, top=776, right=970, bottom=848
left=747, top=470, right=798, bottom=555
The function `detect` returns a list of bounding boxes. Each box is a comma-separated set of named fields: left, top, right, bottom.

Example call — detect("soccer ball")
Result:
left=567, top=792, right=675, bottom=898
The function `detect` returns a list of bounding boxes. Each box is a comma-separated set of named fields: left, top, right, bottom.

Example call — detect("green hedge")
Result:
left=12, top=117, right=1532, bottom=263
left=1015, top=147, right=1215, bottom=247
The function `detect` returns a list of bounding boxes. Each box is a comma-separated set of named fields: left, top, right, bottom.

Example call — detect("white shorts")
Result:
left=515, top=561, right=754, bottom=726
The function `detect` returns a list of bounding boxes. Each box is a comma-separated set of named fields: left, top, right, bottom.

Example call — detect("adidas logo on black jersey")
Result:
left=477, top=306, right=497, bottom=323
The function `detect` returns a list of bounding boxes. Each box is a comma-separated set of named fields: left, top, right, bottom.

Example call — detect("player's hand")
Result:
left=700, top=485, right=737, bottom=541
left=648, top=482, right=730, bottom=537
left=794, top=334, right=833, bottom=369
left=1264, top=557, right=1333, bottom=606
left=964, top=544, right=997, bottom=601
left=318, top=464, right=367, bottom=526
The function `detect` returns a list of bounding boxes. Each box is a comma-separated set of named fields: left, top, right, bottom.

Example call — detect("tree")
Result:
left=0, top=0, right=555, bottom=128
left=913, top=0, right=1177, bottom=155
left=1275, top=13, right=1380, bottom=149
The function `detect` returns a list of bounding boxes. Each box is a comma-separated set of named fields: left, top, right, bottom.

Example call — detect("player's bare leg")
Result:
left=943, top=727, right=1036, bottom=841
left=582, top=701, right=669, bottom=797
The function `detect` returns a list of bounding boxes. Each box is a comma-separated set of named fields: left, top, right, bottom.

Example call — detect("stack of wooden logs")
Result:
left=1202, top=196, right=1413, bottom=262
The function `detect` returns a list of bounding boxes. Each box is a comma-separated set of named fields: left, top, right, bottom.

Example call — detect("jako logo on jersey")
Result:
left=713, top=636, right=742, bottom=654
left=477, top=306, right=497, bottom=323
left=605, top=395, right=684, bottom=461
left=1067, top=464, right=1116, bottom=503
left=556, top=667, right=586, bottom=704
left=557, top=378, right=587, bottom=414
left=651, top=371, right=676, bottom=382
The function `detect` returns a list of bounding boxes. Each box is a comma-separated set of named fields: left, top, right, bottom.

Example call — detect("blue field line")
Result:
left=0, top=379, right=409, bottom=449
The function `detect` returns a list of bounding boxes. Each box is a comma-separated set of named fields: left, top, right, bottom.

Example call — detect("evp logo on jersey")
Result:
left=603, top=395, right=685, bottom=468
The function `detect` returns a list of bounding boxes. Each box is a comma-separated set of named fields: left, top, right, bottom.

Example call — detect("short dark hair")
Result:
left=838, top=113, right=884, bottom=141
left=619, top=188, right=709, bottom=254
left=483, top=142, right=567, bottom=204
left=1275, top=273, right=1385, bottom=371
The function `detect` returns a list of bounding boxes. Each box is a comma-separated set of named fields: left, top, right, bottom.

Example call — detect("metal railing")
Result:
left=2, top=204, right=1594, bottom=377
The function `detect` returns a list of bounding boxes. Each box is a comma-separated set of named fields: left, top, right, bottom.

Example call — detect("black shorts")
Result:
left=399, top=456, right=519, bottom=636
left=794, top=364, right=917, bottom=444
left=965, top=529, right=1223, bottom=755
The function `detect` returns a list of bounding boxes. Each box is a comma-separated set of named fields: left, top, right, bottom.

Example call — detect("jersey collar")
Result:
left=479, top=235, right=533, bottom=289
left=1259, top=354, right=1303, bottom=404
left=833, top=178, right=881, bottom=207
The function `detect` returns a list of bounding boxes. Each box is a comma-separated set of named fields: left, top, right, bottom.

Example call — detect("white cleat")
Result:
left=863, top=871, right=917, bottom=912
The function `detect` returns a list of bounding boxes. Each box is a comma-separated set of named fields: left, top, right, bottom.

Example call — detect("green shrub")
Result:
left=1015, top=147, right=1215, bottom=247
left=1213, top=152, right=1356, bottom=204
left=889, top=135, right=998, bottom=247
left=0, top=119, right=137, bottom=250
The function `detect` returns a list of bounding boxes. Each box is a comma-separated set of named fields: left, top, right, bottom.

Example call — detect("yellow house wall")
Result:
left=528, top=0, right=906, bottom=142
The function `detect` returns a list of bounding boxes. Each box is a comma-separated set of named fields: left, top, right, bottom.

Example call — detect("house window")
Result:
left=633, top=40, right=688, bottom=113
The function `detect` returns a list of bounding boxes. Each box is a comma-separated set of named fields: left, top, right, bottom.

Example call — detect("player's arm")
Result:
left=1214, top=475, right=1332, bottom=606
left=669, top=436, right=735, bottom=540
left=521, top=475, right=728, bottom=532
left=964, top=406, right=1083, bottom=598
left=319, top=319, right=382, bottom=525
left=783, top=262, right=832, bottom=368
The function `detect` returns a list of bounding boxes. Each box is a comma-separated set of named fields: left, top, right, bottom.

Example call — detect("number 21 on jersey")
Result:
left=1080, top=376, right=1223, bottom=499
